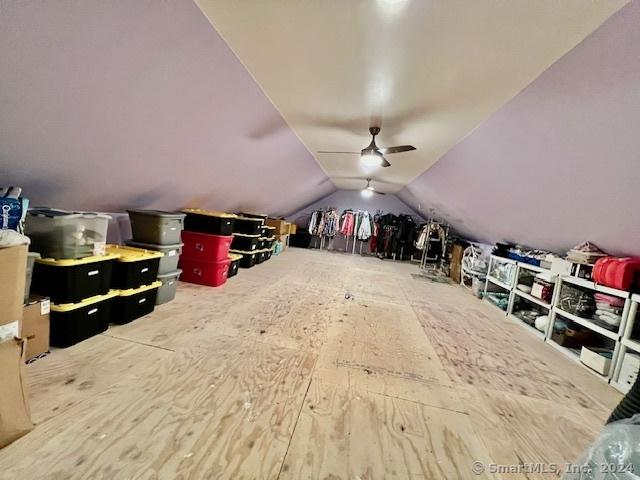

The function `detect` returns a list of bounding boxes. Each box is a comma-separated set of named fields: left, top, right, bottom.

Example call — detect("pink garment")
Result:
left=340, top=212, right=355, bottom=236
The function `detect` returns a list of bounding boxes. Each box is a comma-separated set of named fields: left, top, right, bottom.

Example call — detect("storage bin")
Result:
left=181, top=230, right=233, bottom=262
left=531, top=273, right=556, bottom=304
left=263, top=226, right=276, bottom=238
left=179, top=257, right=230, bottom=287
left=229, top=249, right=258, bottom=268
left=124, top=240, right=183, bottom=275
left=232, top=233, right=260, bottom=252
left=31, top=254, right=118, bottom=304
left=24, top=252, right=41, bottom=303
left=106, top=245, right=163, bottom=290
left=260, top=226, right=269, bottom=237
left=265, top=249, right=273, bottom=261
left=50, top=291, right=117, bottom=348
left=25, top=208, right=111, bottom=259
left=127, top=210, right=186, bottom=245
left=112, top=281, right=161, bottom=324
left=580, top=346, right=613, bottom=375
left=263, top=237, right=275, bottom=249
left=182, top=208, right=236, bottom=236
left=255, top=250, right=267, bottom=264
left=228, top=254, right=242, bottom=278
left=233, top=216, right=264, bottom=235
left=155, top=269, right=181, bottom=305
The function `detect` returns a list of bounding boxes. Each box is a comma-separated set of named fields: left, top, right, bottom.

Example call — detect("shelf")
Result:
left=632, top=293, right=640, bottom=303
left=483, top=296, right=507, bottom=314
left=555, top=308, right=619, bottom=341
left=561, top=275, right=630, bottom=299
left=491, top=255, right=517, bottom=265
left=507, top=314, right=545, bottom=339
left=486, top=275, right=512, bottom=291
left=546, top=339, right=610, bottom=383
left=622, top=337, right=640, bottom=353
left=513, top=288, right=551, bottom=310
left=517, top=262, right=548, bottom=274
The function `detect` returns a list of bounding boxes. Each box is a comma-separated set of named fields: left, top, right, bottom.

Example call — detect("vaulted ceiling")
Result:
left=197, top=0, right=627, bottom=193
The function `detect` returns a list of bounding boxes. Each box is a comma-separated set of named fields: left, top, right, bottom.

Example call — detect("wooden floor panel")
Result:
left=0, top=247, right=621, bottom=479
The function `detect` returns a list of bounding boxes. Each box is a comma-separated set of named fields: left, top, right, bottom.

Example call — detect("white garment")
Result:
left=357, top=211, right=372, bottom=240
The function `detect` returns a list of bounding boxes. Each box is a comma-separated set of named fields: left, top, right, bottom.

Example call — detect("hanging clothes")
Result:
left=357, top=211, right=372, bottom=240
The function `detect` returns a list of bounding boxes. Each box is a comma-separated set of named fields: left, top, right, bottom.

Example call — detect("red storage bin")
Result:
left=593, top=256, right=640, bottom=291
left=181, top=231, right=232, bottom=262
left=178, top=257, right=230, bottom=287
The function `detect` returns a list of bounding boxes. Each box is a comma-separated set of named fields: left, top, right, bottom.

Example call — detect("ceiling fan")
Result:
left=318, top=126, right=416, bottom=168
left=361, top=178, right=385, bottom=197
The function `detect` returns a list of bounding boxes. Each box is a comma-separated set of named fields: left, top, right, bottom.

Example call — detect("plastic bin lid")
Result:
left=157, top=269, right=182, bottom=280
left=228, top=253, right=243, bottom=261
left=237, top=212, right=268, bottom=219
left=233, top=232, right=260, bottom=238
left=36, top=252, right=119, bottom=267
left=116, top=280, right=162, bottom=297
left=27, top=252, right=41, bottom=259
left=28, top=208, right=111, bottom=220
left=235, top=216, right=264, bottom=222
left=51, top=290, right=119, bottom=312
left=106, top=244, right=164, bottom=262
left=181, top=208, right=237, bottom=219
left=127, top=209, right=186, bottom=219
left=125, top=240, right=183, bottom=251
left=229, top=249, right=258, bottom=256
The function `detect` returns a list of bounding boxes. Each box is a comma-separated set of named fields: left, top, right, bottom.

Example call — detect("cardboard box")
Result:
left=0, top=338, right=34, bottom=448
left=265, top=218, right=289, bottom=235
left=580, top=346, right=613, bottom=375
left=449, top=244, right=464, bottom=283
left=288, top=223, right=298, bottom=235
left=21, top=296, right=51, bottom=360
left=0, top=245, right=28, bottom=341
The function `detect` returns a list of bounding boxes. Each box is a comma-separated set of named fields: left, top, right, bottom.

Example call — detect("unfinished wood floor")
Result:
left=0, top=248, right=622, bottom=479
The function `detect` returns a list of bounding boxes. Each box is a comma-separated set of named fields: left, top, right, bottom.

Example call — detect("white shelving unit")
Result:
left=482, top=255, right=637, bottom=390
left=610, top=294, right=640, bottom=393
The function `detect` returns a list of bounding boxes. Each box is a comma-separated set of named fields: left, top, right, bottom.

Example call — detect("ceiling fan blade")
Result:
left=317, top=151, right=361, bottom=154
left=379, top=145, right=416, bottom=155
left=381, top=156, right=391, bottom=168
left=373, top=190, right=386, bottom=196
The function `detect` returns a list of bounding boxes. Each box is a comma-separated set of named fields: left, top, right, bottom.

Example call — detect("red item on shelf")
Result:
left=178, top=257, right=230, bottom=287
left=181, top=231, right=232, bottom=262
left=593, top=256, right=640, bottom=292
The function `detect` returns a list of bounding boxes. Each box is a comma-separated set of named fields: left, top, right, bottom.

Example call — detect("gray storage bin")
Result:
left=24, top=252, right=41, bottom=303
left=155, top=269, right=181, bottom=305
left=125, top=240, right=183, bottom=274
left=127, top=210, right=186, bottom=245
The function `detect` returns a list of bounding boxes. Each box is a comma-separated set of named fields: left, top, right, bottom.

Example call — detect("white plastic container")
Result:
left=25, top=208, right=111, bottom=259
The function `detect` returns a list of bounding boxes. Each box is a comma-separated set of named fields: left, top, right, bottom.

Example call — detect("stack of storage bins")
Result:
left=179, top=209, right=236, bottom=287
left=127, top=210, right=186, bottom=305
left=106, top=245, right=163, bottom=324
left=25, top=209, right=115, bottom=347
left=229, top=214, right=266, bottom=269
left=261, top=225, right=276, bottom=261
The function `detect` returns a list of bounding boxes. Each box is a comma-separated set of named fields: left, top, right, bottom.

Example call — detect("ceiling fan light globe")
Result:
left=361, top=188, right=374, bottom=198
left=361, top=153, right=382, bottom=167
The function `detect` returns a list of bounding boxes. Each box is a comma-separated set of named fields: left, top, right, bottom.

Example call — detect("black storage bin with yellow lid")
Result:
left=228, top=253, right=242, bottom=278
left=265, top=248, right=273, bottom=261
left=237, top=212, right=268, bottom=221
left=112, top=281, right=161, bottom=325
left=231, top=233, right=260, bottom=252
left=255, top=249, right=267, bottom=264
left=50, top=291, right=117, bottom=348
left=263, top=237, right=275, bottom=250
left=182, top=208, right=237, bottom=236
left=233, top=216, right=264, bottom=235
left=229, top=249, right=258, bottom=268
left=31, top=253, right=117, bottom=304
left=107, top=245, right=163, bottom=290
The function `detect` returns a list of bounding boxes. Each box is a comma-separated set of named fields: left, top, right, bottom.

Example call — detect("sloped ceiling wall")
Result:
left=0, top=1, right=333, bottom=216
left=399, top=0, right=640, bottom=256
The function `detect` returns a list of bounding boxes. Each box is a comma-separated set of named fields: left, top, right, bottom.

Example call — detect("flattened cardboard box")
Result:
left=0, top=245, right=27, bottom=338
left=21, top=296, right=51, bottom=360
left=0, top=339, right=34, bottom=448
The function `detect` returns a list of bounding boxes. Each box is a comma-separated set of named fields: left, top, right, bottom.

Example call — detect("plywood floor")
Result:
left=0, top=248, right=622, bottom=479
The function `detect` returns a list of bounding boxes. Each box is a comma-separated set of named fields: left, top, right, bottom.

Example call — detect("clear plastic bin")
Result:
left=25, top=208, right=111, bottom=259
